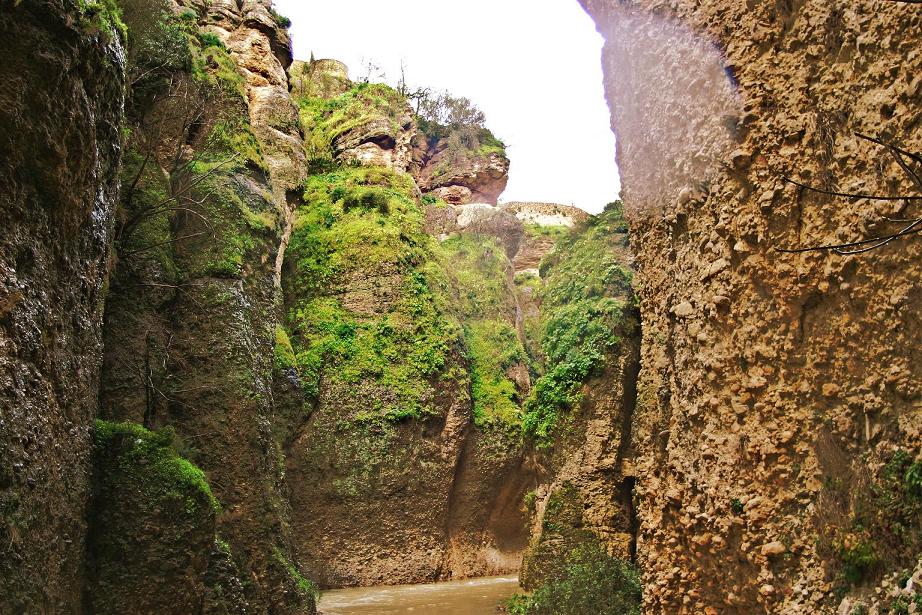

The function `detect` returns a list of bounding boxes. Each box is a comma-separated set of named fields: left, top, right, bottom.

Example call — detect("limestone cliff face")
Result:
left=0, top=1, right=124, bottom=611
left=581, top=1, right=922, bottom=612
left=278, top=80, right=532, bottom=584
left=513, top=205, right=640, bottom=593
left=293, top=59, right=417, bottom=173
left=411, top=140, right=510, bottom=206
left=502, top=202, right=591, bottom=274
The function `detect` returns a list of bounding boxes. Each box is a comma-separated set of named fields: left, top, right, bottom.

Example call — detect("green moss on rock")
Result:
left=93, top=420, right=220, bottom=516
left=285, top=165, right=463, bottom=422
left=86, top=420, right=220, bottom=614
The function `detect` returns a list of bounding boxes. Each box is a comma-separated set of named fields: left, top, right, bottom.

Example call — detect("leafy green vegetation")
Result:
left=414, top=90, right=507, bottom=163
left=434, top=234, right=528, bottom=429
left=521, top=203, right=634, bottom=445
left=275, top=326, right=297, bottom=370
left=93, top=420, right=220, bottom=515
left=78, top=0, right=127, bottom=40
left=285, top=165, right=463, bottom=421
left=818, top=448, right=922, bottom=589
left=466, top=319, right=527, bottom=427
left=890, top=592, right=922, bottom=615
left=524, top=223, right=569, bottom=242
left=115, top=0, right=268, bottom=276
left=508, top=542, right=641, bottom=615
left=295, top=82, right=407, bottom=163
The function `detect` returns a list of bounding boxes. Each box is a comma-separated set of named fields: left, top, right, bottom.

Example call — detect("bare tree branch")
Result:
left=776, top=132, right=921, bottom=255
left=780, top=176, right=922, bottom=201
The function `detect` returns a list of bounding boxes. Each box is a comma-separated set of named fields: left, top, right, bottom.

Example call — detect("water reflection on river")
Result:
left=317, top=576, right=519, bottom=615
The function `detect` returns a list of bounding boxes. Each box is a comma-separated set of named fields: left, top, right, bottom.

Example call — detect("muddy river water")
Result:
left=317, top=576, right=520, bottom=615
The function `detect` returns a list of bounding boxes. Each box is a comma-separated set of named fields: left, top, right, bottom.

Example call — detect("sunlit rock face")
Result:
left=0, top=1, right=124, bottom=611
left=181, top=0, right=305, bottom=192
left=581, top=0, right=922, bottom=613
left=502, top=202, right=591, bottom=274
left=411, top=143, right=511, bottom=206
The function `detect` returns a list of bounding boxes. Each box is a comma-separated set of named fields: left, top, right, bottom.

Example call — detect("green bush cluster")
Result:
left=507, top=542, right=641, bottom=615
left=78, top=0, right=127, bottom=40
left=890, top=592, right=922, bottom=615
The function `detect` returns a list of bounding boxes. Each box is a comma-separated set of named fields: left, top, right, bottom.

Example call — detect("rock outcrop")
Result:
left=412, top=141, right=510, bottom=205
left=0, top=2, right=124, bottom=611
left=289, top=59, right=351, bottom=100
left=295, top=59, right=417, bottom=173
left=502, top=202, right=590, bottom=229
left=581, top=1, right=922, bottom=612
left=514, top=204, right=640, bottom=594
left=502, top=202, right=591, bottom=274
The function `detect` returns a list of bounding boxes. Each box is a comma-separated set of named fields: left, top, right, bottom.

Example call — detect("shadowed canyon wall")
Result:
left=581, top=0, right=922, bottom=612
left=0, top=1, right=124, bottom=611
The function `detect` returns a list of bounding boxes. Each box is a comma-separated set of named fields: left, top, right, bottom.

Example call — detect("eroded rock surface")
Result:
left=411, top=138, right=510, bottom=206
left=582, top=1, right=922, bottom=612
left=97, top=1, right=315, bottom=612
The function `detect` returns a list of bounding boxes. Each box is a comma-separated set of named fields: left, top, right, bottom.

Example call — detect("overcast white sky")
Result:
left=274, top=0, right=621, bottom=214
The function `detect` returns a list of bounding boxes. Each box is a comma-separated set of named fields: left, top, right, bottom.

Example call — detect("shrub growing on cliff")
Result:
left=414, top=89, right=507, bottom=168
left=507, top=542, right=641, bottom=615
left=815, top=445, right=922, bottom=589
left=270, top=9, right=292, bottom=28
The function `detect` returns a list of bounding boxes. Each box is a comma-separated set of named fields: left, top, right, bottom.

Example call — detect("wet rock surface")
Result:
left=0, top=1, right=124, bottom=611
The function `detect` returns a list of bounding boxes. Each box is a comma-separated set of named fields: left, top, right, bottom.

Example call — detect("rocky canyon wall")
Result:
left=581, top=0, right=922, bottom=613
left=95, top=0, right=315, bottom=611
left=0, top=2, right=124, bottom=611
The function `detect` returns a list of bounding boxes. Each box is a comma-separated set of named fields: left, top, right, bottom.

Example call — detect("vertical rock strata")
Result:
left=0, top=1, right=124, bottom=612
left=581, top=0, right=922, bottom=612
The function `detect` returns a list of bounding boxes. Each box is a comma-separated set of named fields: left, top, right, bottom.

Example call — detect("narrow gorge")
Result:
left=1, top=1, right=920, bottom=614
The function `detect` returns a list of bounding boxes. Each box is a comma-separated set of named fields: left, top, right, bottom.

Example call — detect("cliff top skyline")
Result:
left=275, top=0, right=621, bottom=213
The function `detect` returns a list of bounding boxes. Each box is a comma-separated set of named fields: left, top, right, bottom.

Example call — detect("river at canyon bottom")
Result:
left=317, top=576, right=520, bottom=615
